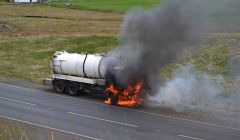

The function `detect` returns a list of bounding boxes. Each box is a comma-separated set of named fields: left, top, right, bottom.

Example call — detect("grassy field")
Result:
left=0, top=36, right=117, bottom=82
left=0, top=4, right=122, bottom=37
left=46, top=0, right=161, bottom=13
left=0, top=4, right=122, bottom=83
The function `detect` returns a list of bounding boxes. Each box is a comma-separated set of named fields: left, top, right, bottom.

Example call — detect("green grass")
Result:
left=0, top=4, right=121, bottom=82
left=161, top=35, right=240, bottom=81
left=0, top=36, right=118, bottom=82
left=46, top=0, right=161, bottom=13
left=1, top=35, right=238, bottom=83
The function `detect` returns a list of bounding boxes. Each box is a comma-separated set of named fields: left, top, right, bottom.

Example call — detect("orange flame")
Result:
left=104, top=80, right=144, bottom=107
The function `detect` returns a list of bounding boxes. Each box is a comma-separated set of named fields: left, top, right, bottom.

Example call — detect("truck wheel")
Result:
left=110, top=94, right=119, bottom=105
left=53, top=79, right=66, bottom=93
left=66, top=82, right=79, bottom=96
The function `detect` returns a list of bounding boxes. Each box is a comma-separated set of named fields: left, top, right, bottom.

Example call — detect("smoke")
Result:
left=106, top=0, right=240, bottom=124
left=147, top=65, right=240, bottom=111
left=142, top=0, right=240, bottom=125
left=108, top=0, right=206, bottom=89
left=147, top=65, right=240, bottom=125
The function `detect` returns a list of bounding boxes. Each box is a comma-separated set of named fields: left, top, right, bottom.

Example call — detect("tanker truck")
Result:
left=45, top=51, right=116, bottom=96
left=45, top=51, right=143, bottom=106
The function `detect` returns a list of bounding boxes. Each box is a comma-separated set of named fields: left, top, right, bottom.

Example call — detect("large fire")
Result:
left=104, top=80, right=144, bottom=107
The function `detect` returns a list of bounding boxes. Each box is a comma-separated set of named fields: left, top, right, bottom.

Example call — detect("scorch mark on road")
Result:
left=68, top=112, right=139, bottom=128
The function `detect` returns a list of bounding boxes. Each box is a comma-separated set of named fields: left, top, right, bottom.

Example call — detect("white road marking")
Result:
left=0, top=115, right=101, bottom=140
left=1, top=82, right=240, bottom=131
left=127, top=109, right=240, bottom=132
left=178, top=135, right=204, bottom=140
left=68, top=112, right=139, bottom=128
left=0, top=96, right=36, bottom=106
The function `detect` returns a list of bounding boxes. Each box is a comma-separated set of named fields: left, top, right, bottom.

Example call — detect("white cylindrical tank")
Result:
left=51, top=51, right=116, bottom=79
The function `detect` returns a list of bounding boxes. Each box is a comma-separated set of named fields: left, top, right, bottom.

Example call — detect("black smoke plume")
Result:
left=107, top=0, right=206, bottom=92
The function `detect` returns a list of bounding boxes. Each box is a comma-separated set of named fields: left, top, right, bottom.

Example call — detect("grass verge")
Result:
left=0, top=117, right=91, bottom=140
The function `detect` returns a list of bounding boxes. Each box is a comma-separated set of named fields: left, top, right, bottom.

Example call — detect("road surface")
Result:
left=0, top=82, right=239, bottom=140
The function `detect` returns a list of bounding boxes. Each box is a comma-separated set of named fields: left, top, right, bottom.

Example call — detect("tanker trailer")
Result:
left=48, top=51, right=117, bottom=96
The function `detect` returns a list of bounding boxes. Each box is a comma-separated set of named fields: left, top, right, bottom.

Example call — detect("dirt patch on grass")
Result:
left=0, top=23, right=19, bottom=32
left=0, top=22, right=20, bottom=37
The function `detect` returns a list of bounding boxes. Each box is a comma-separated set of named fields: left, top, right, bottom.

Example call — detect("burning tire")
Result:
left=53, top=79, right=66, bottom=93
left=66, top=82, right=79, bottom=96
left=110, top=94, right=119, bottom=105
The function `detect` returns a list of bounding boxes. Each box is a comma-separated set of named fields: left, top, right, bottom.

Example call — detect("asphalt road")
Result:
left=0, top=82, right=240, bottom=140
